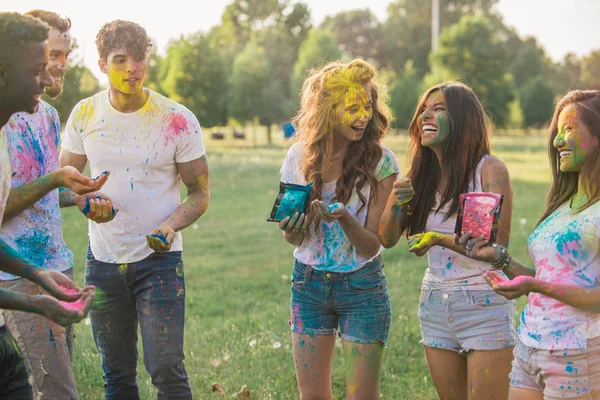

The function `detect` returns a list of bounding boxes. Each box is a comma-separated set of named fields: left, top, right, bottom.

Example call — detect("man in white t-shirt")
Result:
left=0, top=12, right=95, bottom=399
left=60, top=20, right=210, bottom=399
left=0, top=10, right=115, bottom=400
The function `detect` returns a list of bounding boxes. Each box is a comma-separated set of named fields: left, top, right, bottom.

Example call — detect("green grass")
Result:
left=64, top=133, right=551, bottom=399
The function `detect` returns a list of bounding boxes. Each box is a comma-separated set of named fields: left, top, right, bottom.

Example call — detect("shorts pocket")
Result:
left=549, top=346, right=589, bottom=362
left=291, top=266, right=307, bottom=288
left=347, top=270, right=385, bottom=292
left=467, top=289, right=508, bottom=309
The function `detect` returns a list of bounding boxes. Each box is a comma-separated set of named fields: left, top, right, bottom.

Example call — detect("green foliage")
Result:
left=580, top=50, right=600, bottom=90
left=321, top=9, right=381, bottom=61
left=291, top=28, right=342, bottom=98
left=519, top=75, right=555, bottom=128
left=429, top=15, right=514, bottom=126
left=229, top=40, right=277, bottom=125
left=160, top=33, right=229, bottom=127
left=389, top=60, right=422, bottom=129
left=509, top=37, right=549, bottom=88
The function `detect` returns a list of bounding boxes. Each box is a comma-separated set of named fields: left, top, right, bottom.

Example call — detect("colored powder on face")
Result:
left=57, top=285, right=85, bottom=311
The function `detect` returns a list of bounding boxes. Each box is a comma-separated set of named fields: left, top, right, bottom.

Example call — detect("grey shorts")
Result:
left=510, top=335, right=600, bottom=399
left=418, top=287, right=516, bottom=354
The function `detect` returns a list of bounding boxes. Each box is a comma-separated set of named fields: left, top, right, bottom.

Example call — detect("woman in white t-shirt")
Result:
left=461, top=90, right=600, bottom=399
left=379, top=81, right=516, bottom=399
left=277, top=59, right=399, bottom=400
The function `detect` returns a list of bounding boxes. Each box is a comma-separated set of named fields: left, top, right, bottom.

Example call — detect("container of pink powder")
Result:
left=455, top=192, right=504, bottom=243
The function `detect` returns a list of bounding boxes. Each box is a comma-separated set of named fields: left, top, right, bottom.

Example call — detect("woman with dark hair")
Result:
left=277, top=58, right=400, bottom=399
left=460, top=90, right=600, bottom=399
left=380, top=81, right=515, bottom=399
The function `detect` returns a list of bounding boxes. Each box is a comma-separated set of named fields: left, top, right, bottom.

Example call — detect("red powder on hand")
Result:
left=58, top=285, right=85, bottom=311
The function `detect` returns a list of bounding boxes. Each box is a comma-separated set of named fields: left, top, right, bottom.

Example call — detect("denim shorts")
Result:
left=510, top=335, right=600, bottom=399
left=289, top=256, right=391, bottom=345
left=418, top=287, right=516, bottom=354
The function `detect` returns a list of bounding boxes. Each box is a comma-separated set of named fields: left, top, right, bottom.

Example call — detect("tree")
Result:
left=580, top=50, right=600, bottom=90
left=379, top=0, right=499, bottom=76
left=321, top=9, right=381, bottom=61
left=549, top=53, right=582, bottom=94
left=509, top=37, right=549, bottom=88
left=428, top=15, right=514, bottom=126
left=229, top=40, right=284, bottom=144
left=291, top=28, right=342, bottom=98
left=160, top=33, right=229, bottom=127
left=389, top=60, right=422, bottom=129
left=519, top=75, right=555, bottom=128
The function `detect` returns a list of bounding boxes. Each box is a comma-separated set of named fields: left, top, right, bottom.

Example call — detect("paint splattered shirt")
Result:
left=0, top=131, right=11, bottom=326
left=280, top=143, right=400, bottom=272
left=423, top=155, right=508, bottom=289
left=518, top=200, right=600, bottom=350
left=0, top=101, right=74, bottom=280
left=62, top=90, right=206, bottom=264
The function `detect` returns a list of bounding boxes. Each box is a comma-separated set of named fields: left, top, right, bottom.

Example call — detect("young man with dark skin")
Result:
left=0, top=10, right=113, bottom=399
left=61, top=20, right=209, bottom=399
left=0, top=12, right=94, bottom=399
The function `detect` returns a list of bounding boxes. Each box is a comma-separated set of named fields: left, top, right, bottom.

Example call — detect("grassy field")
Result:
left=64, top=131, right=551, bottom=399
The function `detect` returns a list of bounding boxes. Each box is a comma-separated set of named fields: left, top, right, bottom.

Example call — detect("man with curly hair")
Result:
left=0, top=10, right=113, bottom=400
left=0, top=11, right=94, bottom=399
left=60, top=20, right=210, bottom=399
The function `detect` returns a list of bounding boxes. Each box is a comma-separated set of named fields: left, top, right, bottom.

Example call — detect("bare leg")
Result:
left=466, top=348, right=513, bottom=400
left=342, top=340, right=385, bottom=400
left=509, top=387, right=543, bottom=400
left=292, top=333, right=336, bottom=400
left=424, top=346, right=468, bottom=400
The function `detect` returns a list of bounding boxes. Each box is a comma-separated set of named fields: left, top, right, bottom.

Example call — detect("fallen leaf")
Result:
left=235, top=385, right=251, bottom=399
left=211, top=382, right=226, bottom=396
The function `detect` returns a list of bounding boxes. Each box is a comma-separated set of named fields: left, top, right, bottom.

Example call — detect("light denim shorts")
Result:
left=418, top=286, right=516, bottom=354
left=510, top=335, right=600, bottom=399
left=290, top=256, right=391, bottom=345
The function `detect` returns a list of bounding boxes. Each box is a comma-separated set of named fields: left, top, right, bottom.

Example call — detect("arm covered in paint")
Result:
left=379, top=177, right=414, bottom=248
left=483, top=270, right=600, bottom=312
left=314, top=175, right=395, bottom=259
left=3, top=166, right=108, bottom=221
left=146, top=155, right=210, bottom=253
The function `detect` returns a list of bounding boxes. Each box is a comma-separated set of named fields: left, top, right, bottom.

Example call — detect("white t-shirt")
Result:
left=423, top=155, right=508, bottom=290
left=62, top=89, right=206, bottom=263
left=0, top=101, right=73, bottom=280
left=0, top=131, right=12, bottom=326
left=280, top=143, right=400, bottom=272
left=519, top=200, right=600, bottom=350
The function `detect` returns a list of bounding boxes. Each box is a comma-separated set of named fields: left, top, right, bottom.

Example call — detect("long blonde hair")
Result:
left=291, top=59, right=390, bottom=215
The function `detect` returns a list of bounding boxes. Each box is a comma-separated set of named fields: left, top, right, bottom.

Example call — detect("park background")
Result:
left=8, top=0, right=600, bottom=398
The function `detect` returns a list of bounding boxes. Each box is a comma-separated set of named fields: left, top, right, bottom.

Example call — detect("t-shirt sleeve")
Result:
left=279, top=144, right=302, bottom=184
left=174, top=109, right=206, bottom=163
left=61, top=101, right=87, bottom=155
left=376, top=147, right=401, bottom=181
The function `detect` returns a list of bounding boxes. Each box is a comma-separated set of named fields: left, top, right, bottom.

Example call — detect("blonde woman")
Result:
left=277, top=59, right=400, bottom=400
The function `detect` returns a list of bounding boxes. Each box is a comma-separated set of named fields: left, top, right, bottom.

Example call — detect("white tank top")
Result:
left=422, top=155, right=507, bottom=289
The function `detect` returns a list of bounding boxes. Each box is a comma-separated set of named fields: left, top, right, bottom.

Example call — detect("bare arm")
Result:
left=146, top=155, right=210, bottom=252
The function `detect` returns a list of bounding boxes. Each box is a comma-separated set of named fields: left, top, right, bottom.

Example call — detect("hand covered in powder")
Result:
left=31, top=269, right=95, bottom=302
left=278, top=211, right=307, bottom=234
left=77, top=191, right=118, bottom=223
left=483, top=271, right=537, bottom=299
left=458, top=231, right=497, bottom=260
left=31, top=291, right=94, bottom=326
left=56, top=166, right=108, bottom=195
left=407, top=231, right=444, bottom=256
left=311, top=200, right=348, bottom=224
left=146, top=224, right=176, bottom=253
left=392, top=177, right=414, bottom=207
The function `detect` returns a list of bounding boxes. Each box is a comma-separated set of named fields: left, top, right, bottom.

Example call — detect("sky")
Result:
left=6, top=0, right=600, bottom=85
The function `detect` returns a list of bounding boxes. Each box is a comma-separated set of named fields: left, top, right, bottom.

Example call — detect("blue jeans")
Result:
left=290, top=256, right=391, bottom=345
left=85, top=247, right=191, bottom=400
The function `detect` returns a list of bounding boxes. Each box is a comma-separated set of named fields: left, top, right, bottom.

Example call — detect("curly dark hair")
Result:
left=95, top=20, right=151, bottom=61
left=24, top=9, right=71, bottom=32
left=0, top=12, right=49, bottom=57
